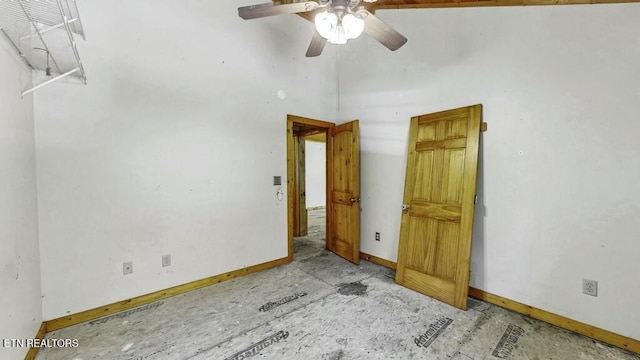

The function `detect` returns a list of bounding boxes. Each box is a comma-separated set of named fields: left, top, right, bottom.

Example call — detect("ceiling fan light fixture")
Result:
left=239, top=0, right=407, bottom=56
left=314, top=10, right=364, bottom=45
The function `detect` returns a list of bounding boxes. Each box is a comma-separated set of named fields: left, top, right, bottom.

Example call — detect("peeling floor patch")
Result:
left=467, top=297, right=490, bottom=312
left=321, top=349, right=345, bottom=359
left=337, top=281, right=367, bottom=296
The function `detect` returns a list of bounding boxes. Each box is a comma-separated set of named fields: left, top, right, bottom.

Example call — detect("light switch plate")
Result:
left=162, top=254, right=171, bottom=267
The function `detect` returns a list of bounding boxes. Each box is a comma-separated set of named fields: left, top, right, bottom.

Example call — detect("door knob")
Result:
left=402, top=204, right=410, bottom=211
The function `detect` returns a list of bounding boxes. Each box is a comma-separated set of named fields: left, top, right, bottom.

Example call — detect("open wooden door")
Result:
left=395, top=105, right=482, bottom=310
left=327, top=120, right=360, bottom=264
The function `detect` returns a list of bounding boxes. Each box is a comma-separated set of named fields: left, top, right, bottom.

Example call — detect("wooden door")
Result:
left=395, top=105, right=482, bottom=310
left=327, top=120, right=360, bottom=264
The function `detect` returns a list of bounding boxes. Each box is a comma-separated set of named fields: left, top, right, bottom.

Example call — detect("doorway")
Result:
left=286, top=114, right=361, bottom=264
left=286, top=115, right=333, bottom=261
left=294, top=130, right=327, bottom=260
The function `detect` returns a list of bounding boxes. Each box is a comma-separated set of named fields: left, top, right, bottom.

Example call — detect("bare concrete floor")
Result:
left=37, top=209, right=639, bottom=360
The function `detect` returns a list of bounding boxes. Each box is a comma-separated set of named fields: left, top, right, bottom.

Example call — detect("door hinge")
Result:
left=474, top=195, right=477, bottom=204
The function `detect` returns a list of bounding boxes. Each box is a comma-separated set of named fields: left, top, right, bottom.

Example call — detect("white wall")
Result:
left=0, top=39, right=42, bottom=358
left=25, top=0, right=640, bottom=342
left=337, top=4, right=640, bottom=340
left=34, top=0, right=337, bottom=320
left=305, top=140, right=326, bottom=208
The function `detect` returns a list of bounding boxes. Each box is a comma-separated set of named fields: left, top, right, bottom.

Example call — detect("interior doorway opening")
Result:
left=293, top=134, right=326, bottom=260
left=287, top=114, right=361, bottom=264
left=286, top=115, right=333, bottom=261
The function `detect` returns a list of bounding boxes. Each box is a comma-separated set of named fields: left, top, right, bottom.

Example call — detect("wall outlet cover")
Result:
left=582, top=279, right=598, bottom=297
left=123, top=261, right=133, bottom=275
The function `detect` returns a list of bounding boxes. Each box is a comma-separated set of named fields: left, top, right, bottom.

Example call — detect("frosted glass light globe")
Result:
left=342, top=13, right=364, bottom=40
left=315, top=11, right=338, bottom=39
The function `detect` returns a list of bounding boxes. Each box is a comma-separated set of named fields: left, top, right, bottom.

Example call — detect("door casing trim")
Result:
left=286, top=114, right=334, bottom=261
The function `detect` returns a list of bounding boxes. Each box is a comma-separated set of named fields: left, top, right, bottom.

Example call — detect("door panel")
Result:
left=396, top=105, right=482, bottom=310
left=327, top=120, right=360, bottom=264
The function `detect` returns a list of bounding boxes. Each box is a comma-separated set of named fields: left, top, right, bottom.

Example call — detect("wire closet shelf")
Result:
left=0, top=0, right=86, bottom=96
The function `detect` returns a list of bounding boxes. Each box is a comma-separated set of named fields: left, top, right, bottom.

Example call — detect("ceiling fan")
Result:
left=238, top=0, right=407, bottom=57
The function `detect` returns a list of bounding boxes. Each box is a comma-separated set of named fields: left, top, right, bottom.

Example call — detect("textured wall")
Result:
left=34, top=0, right=337, bottom=320
left=0, top=38, right=42, bottom=359
left=337, top=4, right=640, bottom=340
left=26, top=0, right=640, bottom=343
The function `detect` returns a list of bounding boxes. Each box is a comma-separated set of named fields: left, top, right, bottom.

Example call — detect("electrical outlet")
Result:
left=375, top=232, right=380, bottom=241
left=123, top=261, right=133, bottom=275
left=583, top=279, right=598, bottom=297
left=162, top=254, right=171, bottom=267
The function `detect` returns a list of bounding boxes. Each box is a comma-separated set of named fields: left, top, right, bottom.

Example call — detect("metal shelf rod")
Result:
left=21, top=67, right=79, bottom=97
left=19, top=17, right=79, bottom=41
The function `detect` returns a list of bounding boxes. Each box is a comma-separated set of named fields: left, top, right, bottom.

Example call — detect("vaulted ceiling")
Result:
left=292, top=0, right=639, bottom=25
left=366, top=0, right=638, bottom=11
left=285, top=0, right=639, bottom=12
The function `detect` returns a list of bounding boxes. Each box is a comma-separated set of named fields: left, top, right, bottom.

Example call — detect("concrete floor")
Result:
left=37, top=209, right=639, bottom=360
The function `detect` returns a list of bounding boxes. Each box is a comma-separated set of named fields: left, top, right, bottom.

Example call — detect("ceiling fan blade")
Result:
left=306, top=31, right=327, bottom=57
left=238, top=2, right=319, bottom=20
left=359, top=10, right=407, bottom=51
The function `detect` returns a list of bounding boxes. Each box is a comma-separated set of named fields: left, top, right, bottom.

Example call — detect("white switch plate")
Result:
left=162, top=254, right=171, bottom=267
